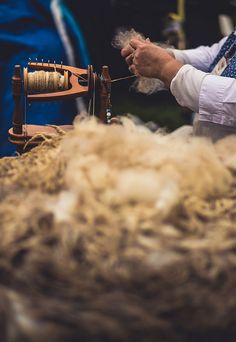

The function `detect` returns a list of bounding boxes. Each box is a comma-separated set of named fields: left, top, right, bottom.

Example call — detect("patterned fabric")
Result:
left=209, top=29, right=236, bottom=78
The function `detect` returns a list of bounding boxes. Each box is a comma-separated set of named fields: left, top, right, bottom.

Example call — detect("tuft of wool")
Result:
left=112, top=28, right=146, bottom=50
left=0, top=117, right=236, bottom=340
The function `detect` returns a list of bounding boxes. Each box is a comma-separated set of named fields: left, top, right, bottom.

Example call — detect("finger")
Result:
left=129, top=64, right=136, bottom=74
left=146, top=38, right=151, bottom=43
left=129, top=39, right=144, bottom=50
left=125, top=54, right=134, bottom=66
left=121, top=45, right=134, bottom=57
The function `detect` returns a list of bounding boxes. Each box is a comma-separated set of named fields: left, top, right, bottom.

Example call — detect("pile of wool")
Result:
left=1, top=117, right=236, bottom=341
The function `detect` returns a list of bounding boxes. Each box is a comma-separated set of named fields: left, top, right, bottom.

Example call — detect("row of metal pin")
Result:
left=28, top=58, right=64, bottom=68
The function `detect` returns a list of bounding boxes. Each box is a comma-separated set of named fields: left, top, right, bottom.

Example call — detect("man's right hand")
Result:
left=121, top=39, right=183, bottom=88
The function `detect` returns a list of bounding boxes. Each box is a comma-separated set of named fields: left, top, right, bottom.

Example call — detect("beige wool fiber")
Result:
left=0, top=117, right=236, bottom=341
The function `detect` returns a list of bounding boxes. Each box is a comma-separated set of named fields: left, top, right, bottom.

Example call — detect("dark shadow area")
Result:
left=67, top=0, right=236, bottom=130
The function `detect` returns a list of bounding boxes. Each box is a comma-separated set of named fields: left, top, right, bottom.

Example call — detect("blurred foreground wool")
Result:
left=1, top=117, right=236, bottom=341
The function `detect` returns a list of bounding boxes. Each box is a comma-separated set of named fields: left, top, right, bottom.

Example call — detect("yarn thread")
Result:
left=27, top=70, right=67, bottom=93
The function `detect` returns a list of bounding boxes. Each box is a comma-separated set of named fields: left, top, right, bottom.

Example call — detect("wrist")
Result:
left=159, top=59, right=184, bottom=88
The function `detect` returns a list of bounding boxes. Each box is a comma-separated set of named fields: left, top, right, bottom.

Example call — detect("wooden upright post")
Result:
left=12, top=65, right=23, bottom=134
left=99, top=66, right=111, bottom=124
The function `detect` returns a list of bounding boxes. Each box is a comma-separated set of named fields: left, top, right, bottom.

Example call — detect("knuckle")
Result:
left=139, top=45, right=145, bottom=52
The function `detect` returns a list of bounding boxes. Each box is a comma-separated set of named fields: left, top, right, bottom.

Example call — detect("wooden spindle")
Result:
left=12, top=65, right=23, bottom=134
left=99, top=66, right=111, bottom=124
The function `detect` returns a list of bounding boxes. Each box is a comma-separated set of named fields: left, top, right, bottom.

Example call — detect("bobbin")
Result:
left=23, top=68, right=69, bottom=94
left=24, top=61, right=92, bottom=101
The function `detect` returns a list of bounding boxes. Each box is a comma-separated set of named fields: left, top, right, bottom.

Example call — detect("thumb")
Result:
left=129, top=39, right=143, bottom=50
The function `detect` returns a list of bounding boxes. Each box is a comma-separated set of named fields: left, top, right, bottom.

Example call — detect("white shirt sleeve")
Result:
left=170, top=64, right=236, bottom=126
left=170, top=64, right=207, bottom=112
left=171, top=37, right=228, bottom=72
left=199, top=75, right=236, bottom=126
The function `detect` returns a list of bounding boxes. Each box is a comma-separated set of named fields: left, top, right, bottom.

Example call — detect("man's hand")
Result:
left=121, top=39, right=183, bottom=87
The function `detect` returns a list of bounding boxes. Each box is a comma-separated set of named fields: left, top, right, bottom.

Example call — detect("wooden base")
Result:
left=8, top=124, right=73, bottom=146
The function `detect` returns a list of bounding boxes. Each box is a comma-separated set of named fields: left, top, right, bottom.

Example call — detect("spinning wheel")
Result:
left=8, top=62, right=112, bottom=148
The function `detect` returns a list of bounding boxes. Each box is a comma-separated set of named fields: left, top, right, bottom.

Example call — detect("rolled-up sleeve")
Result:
left=199, top=75, right=236, bottom=125
left=170, top=64, right=236, bottom=127
left=170, top=65, right=207, bottom=112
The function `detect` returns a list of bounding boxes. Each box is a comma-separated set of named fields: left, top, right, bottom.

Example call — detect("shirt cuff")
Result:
left=170, top=64, right=207, bottom=112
